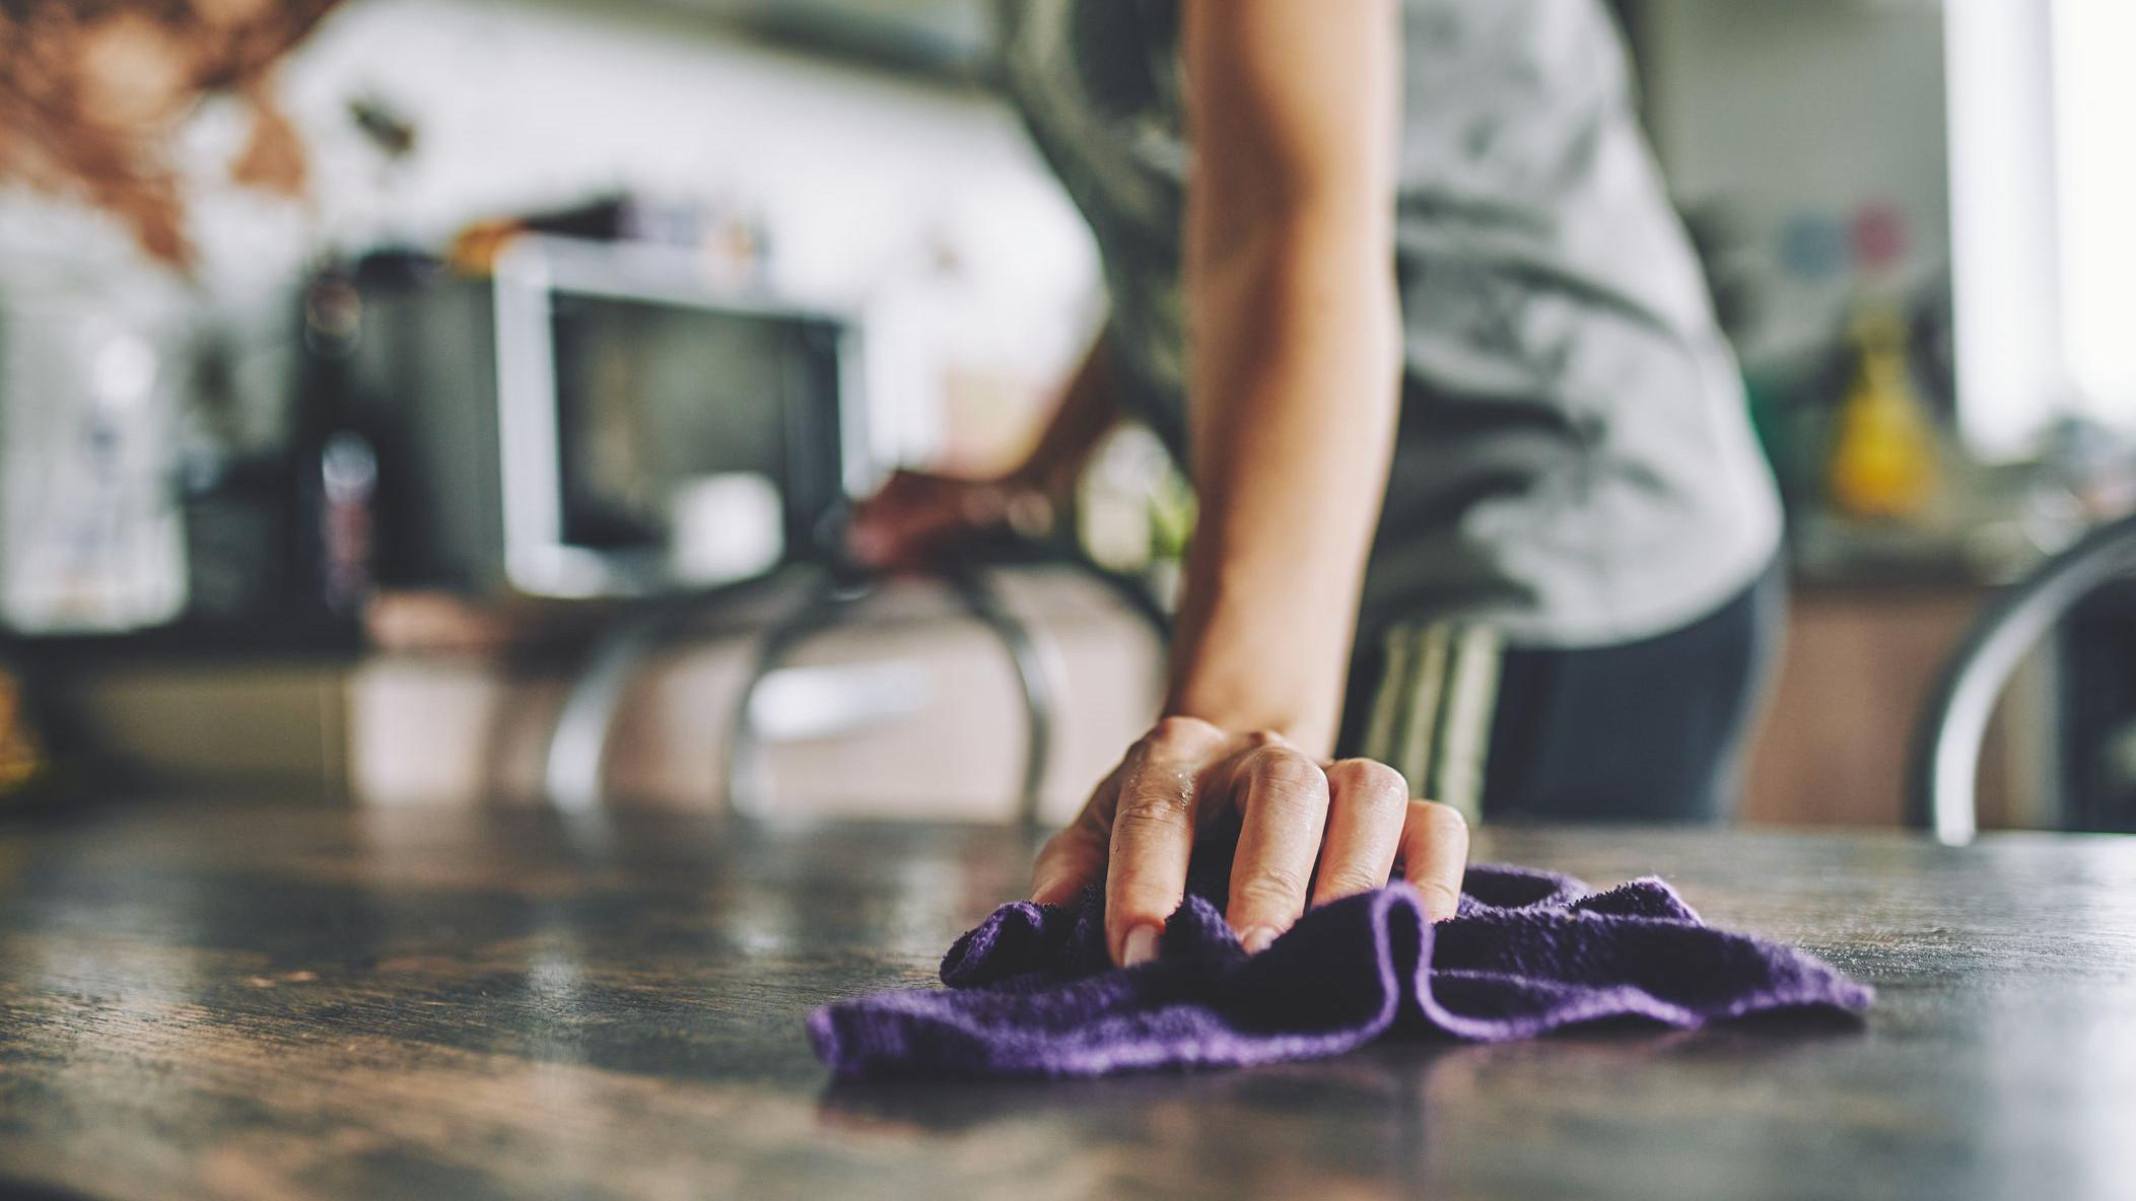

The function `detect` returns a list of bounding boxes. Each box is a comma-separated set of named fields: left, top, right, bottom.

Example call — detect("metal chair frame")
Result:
left=1906, top=512, right=2136, bottom=843
left=542, top=555, right=1170, bottom=825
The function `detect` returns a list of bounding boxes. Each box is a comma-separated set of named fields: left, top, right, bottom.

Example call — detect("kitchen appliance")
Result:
left=327, top=238, right=862, bottom=599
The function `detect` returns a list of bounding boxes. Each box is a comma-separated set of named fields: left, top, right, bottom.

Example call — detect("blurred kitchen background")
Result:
left=0, top=0, right=2131, bottom=830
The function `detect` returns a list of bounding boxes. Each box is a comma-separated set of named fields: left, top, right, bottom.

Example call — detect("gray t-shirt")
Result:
left=1001, top=0, right=1782, bottom=648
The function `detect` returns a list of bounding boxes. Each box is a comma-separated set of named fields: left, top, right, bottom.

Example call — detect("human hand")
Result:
left=1030, top=716, right=1469, bottom=966
left=847, top=469, right=1044, bottom=572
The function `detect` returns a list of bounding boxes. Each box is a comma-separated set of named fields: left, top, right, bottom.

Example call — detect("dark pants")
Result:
left=1339, top=562, right=1783, bottom=824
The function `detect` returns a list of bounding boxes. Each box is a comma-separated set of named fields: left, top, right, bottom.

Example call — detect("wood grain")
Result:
left=3, top=799, right=2134, bottom=1200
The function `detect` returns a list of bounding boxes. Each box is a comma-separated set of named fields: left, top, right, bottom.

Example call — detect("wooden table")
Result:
left=3, top=799, right=2134, bottom=1200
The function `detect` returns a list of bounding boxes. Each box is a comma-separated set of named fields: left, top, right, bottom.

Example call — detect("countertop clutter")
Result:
left=4, top=797, right=2134, bottom=1201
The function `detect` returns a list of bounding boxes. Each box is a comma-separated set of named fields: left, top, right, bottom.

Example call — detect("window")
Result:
left=1947, top=0, right=2136, bottom=459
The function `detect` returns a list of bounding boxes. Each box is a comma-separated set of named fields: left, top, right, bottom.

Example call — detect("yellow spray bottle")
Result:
left=1828, top=304, right=1939, bottom=519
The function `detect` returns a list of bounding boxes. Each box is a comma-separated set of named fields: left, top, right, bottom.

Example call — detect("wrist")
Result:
left=1162, top=678, right=1336, bottom=758
left=1164, top=556, right=1350, bottom=756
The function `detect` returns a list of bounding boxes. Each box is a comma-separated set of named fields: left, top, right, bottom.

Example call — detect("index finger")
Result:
left=1105, top=717, right=1227, bottom=966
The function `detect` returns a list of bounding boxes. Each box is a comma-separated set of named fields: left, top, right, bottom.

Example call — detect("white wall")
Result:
left=1643, top=0, right=1949, bottom=365
left=268, top=1, right=1081, bottom=291
left=184, top=0, right=1100, bottom=467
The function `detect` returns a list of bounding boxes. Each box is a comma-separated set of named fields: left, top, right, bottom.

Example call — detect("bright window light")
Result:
left=2051, top=0, right=2136, bottom=424
left=1945, top=0, right=2062, bottom=461
left=1946, top=0, right=2136, bottom=461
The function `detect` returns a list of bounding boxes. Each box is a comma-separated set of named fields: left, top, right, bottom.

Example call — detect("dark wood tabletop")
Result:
left=3, top=798, right=2134, bottom=1201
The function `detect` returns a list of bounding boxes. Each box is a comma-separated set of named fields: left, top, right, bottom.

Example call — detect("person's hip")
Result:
left=1339, top=557, right=1785, bottom=823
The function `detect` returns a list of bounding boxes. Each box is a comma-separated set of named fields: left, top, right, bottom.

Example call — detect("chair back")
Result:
left=1906, top=513, right=2136, bottom=842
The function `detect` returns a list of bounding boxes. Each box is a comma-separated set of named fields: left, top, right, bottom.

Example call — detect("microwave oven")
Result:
left=328, top=237, right=862, bottom=599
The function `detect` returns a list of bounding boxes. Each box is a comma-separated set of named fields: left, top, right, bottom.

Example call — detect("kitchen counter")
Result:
left=3, top=798, right=2134, bottom=1200
left=28, top=567, right=1165, bottom=822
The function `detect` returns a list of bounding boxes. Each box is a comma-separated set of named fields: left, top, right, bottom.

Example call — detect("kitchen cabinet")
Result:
left=43, top=567, right=1164, bottom=824
left=1742, top=580, right=2045, bottom=827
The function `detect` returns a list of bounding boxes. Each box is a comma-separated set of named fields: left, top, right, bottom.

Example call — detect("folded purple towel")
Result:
left=809, top=854, right=1872, bottom=1080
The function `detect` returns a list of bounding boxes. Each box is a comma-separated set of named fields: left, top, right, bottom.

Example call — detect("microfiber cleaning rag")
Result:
left=807, top=838, right=1872, bottom=1079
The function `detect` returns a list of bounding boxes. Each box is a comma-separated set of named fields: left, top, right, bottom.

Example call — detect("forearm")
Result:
left=1163, top=0, right=1401, bottom=757
left=1005, top=330, right=1120, bottom=498
left=1164, top=214, right=1401, bottom=755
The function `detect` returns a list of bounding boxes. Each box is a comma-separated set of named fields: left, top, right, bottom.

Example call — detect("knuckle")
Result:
left=1246, top=728, right=1287, bottom=749
left=1317, top=867, right=1386, bottom=901
left=1244, top=742, right=1319, bottom=781
left=1244, top=747, right=1327, bottom=810
left=1114, top=780, right=1193, bottom=832
left=1233, top=864, right=1311, bottom=910
left=1327, top=758, right=1407, bottom=802
left=1413, top=799, right=1470, bottom=839
left=1148, top=715, right=1222, bottom=750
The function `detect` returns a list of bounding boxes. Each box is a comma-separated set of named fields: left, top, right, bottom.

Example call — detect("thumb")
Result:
left=1030, top=822, right=1105, bottom=907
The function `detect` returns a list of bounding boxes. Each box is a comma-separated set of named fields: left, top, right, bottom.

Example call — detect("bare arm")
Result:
left=1009, top=330, right=1121, bottom=499
left=1031, top=0, right=1469, bottom=966
left=1166, top=0, right=1405, bottom=754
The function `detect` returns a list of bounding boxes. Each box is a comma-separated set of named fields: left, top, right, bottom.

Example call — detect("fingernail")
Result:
left=1122, top=924, right=1161, bottom=966
left=1241, top=926, right=1277, bottom=955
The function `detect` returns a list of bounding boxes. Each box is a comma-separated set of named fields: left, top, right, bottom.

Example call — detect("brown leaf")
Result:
left=0, top=0, right=343, bottom=271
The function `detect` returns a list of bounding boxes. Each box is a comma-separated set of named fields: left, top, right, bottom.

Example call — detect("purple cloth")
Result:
left=809, top=853, right=1872, bottom=1080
